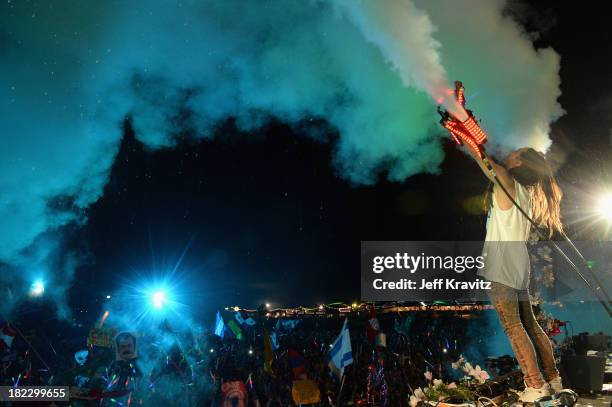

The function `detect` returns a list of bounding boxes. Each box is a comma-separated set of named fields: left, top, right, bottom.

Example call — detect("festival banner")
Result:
left=86, top=327, right=115, bottom=348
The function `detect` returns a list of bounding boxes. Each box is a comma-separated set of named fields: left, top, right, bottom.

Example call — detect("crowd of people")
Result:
left=0, top=306, right=526, bottom=406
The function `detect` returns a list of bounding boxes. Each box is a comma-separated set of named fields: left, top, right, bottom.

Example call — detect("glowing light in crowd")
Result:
left=30, top=280, right=45, bottom=297
left=597, top=192, right=612, bottom=221
left=106, top=295, right=111, bottom=299
left=265, top=303, right=270, bottom=308
left=151, top=291, right=168, bottom=309
left=121, top=276, right=187, bottom=328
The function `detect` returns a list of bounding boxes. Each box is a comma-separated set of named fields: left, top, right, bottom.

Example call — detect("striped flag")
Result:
left=0, top=323, right=16, bottom=350
left=328, top=318, right=353, bottom=378
left=226, top=319, right=244, bottom=340
left=366, top=307, right=380, bottom=343
left=288, top=348, right=307, bottom=379
left=270, top=330, right=280, bottom=350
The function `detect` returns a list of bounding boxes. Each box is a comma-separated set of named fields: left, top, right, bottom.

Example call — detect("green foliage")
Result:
left=423, top=381, right=474, bottom=403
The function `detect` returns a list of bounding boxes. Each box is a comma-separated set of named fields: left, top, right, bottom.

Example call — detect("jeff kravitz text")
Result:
left=372, top=278, right=491, bottom=290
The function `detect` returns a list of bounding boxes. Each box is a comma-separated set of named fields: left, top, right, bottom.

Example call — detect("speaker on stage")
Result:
left=561, top=355, right=606, bottom=393
left=572, top=333, right=610, bottom=355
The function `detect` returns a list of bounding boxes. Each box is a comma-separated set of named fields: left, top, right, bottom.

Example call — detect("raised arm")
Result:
left=439, top=82, right=516, bottom=211
left=463, top=146, right=515, bottom=210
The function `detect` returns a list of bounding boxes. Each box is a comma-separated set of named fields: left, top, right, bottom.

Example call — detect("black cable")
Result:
left=481, top=152, right=612, bottom=318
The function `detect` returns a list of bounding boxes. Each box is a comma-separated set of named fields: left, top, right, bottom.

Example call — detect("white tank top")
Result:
left=478, top=179, right=532, bottom=290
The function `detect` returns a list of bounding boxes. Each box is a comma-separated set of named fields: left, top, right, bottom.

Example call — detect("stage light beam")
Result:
left=30, top=280, right=45, bottom=297
left=151, top=290, right=167, bottom=309
left=597, top=192, right=612, bottom=222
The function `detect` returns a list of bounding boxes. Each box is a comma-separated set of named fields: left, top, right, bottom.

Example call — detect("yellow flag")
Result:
left=292, top=379, right=321, bottom=405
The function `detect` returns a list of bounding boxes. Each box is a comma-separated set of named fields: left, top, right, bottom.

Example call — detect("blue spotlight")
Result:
left=151, top=290, right=167, bottom=309
left=30, top=280, right=45, bottom=297
left=120, top=274, right=189, bottom=328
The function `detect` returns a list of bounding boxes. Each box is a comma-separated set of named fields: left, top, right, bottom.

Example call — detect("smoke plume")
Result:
left=0, top=0, right=563, bottom=312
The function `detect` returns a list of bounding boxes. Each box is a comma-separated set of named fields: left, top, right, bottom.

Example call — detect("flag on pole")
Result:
left=270, top=330, right=280, bottom=350
left=0, top=323, right=16, bottom=350
left=226, top=319, right=244, bottom=340
left=235, top=310, right=256, bottom=326
left=366, top=307, right=381, bottom=343
left=288, top=348, right=307, bottom=379
left=328, top=318, right=353, bottom=378
left=292, top=379, right=321, bottom=405
left=214, top=311, right=225, bottom=338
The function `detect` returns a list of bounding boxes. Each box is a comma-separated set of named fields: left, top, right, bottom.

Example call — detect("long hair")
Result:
left=484, top=148, right=563, bottom=238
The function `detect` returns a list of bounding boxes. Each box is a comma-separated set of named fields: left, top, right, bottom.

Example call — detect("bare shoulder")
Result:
left=493, top=174, right=516, bottom=211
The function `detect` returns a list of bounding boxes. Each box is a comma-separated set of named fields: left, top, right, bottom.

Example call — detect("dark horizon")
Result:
left=2, top=1, right=612, bottom=326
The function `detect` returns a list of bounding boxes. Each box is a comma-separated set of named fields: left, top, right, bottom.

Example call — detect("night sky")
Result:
left=65, top=2, right=611, bottom=316
left=3, top=1, right=612, bottom=325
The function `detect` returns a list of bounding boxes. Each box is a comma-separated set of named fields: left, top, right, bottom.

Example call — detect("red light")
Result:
left=454, top=81, right=466, bottom=107
left=462, top=116, right=487, bottom=144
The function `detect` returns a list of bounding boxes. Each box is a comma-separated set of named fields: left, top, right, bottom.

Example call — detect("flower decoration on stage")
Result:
left=537, top=312, right=565, bottom=337
left=410, top=374, right=474, bottom=406
left=451, top=355, right=465, bottom=370
left=409, top=387, right=426, bottom=407
left=463, top=363, right=490, bottom=384
left=451, top=355, right=490, bottom=384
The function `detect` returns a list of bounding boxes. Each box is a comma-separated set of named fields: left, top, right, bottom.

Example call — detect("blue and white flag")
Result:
left=214, top=311, right=225, bottom=338
left=328, top=318, right=353, bottom=378
left=235, top=311, right=257, bottom=326
left=270, top=331, right=280, bottom=350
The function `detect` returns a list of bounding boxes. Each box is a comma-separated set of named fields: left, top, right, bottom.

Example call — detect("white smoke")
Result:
left=336, top=0, right=467, bottom=120
left=0, top=0, right=564, bottom=315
